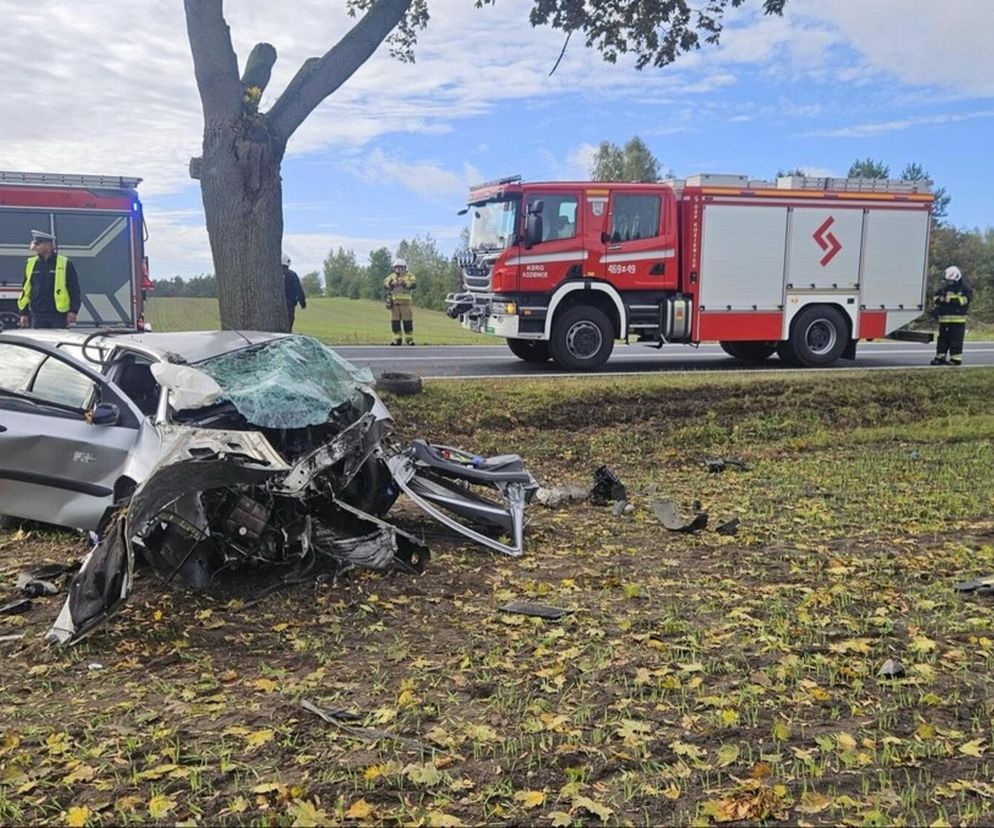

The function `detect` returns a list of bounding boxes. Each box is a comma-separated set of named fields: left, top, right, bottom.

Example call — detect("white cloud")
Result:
left=804, top=109, right=994, bottom=138
left=357, top=149, right=482, bottom=200
left=796, top=0, right=994, bottom=96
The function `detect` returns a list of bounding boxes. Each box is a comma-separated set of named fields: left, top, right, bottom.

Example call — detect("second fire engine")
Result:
left=446, top=173, right=933, bottom=370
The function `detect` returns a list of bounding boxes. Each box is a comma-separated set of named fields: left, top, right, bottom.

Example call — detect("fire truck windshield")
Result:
left=468, top=199, right=519, bottom=252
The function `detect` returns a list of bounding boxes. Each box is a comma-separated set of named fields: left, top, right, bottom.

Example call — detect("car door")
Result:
left=601, top=190, right=678, bottom=290
left=0, top=338, right=143, bottom=530
left=518, top=191, right=584, bottom=292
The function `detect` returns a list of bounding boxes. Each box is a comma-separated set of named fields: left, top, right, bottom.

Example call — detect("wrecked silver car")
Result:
left=0, top=330, right=537, bottom=644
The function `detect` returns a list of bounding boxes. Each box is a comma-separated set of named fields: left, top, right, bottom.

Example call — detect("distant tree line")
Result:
left=321, top=235, right=463, bottom=311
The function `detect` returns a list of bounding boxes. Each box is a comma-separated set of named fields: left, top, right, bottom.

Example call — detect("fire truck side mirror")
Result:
left=524, top=213, right=544, bottom=248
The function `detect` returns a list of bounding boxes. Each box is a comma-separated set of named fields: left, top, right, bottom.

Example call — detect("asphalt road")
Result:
left=333, top=341, right=994, bottom=379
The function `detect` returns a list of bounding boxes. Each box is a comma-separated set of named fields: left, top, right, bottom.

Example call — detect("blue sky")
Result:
left=1, top=0, right=992, bottom=279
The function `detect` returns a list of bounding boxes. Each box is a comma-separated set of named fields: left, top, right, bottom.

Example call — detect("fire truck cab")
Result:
left=0, top=171, right=151, bottom=332
left=446, top=174, right=933, bottom=370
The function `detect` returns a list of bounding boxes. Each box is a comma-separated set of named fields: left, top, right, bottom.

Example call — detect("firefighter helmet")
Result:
left=393, top=258, right=407, bottom=269
left=281, top=253, right=291, bottom=266
left=944, top=266, right=962, bottom=282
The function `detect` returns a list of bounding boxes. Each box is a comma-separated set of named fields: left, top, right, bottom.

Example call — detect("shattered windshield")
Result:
left=197, top=336, right=375, bottom=429
left=468, top=199, right=519, bottom=252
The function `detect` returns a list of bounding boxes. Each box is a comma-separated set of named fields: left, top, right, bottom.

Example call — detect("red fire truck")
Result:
left=0, top=171, right=152, bottom=331
left=446, top=173, right=933, bottom=369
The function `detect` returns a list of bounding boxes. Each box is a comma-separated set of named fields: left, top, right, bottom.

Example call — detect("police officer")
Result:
left=282, top=253, right=307, bottom=330
left=18, top=230, right=81, bottom=329
left=384, top=258, right=416, bottom=345
left=930, top=266, right=972, bottom=365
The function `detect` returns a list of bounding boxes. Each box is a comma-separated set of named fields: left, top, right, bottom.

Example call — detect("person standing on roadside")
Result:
left=282, top=253, right=307, bottom=331
left=930, top=266, right=972, bottom=365
left=18, top=230, right=81, bottom=328
left=384, top=257, right=416, bottom=345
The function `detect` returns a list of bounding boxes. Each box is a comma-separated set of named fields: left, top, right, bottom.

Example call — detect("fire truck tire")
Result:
left=788, top=305, right=848, bottom=367
left=549, top=306, right=614, bottom=371
left=720, top=341, right=776, bottom=362
left=0, top=310, right=22, bottom=332
left=776, top=341, right=802, bottom=366
left=507, top=338, right=550, bottom=363
left=375, top=371, right=423, bottom=396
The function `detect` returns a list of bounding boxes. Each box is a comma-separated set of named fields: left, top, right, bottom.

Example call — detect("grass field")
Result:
left=2, top=368, right=994, bottom=825
left=146, top=297, right=492, bottom=346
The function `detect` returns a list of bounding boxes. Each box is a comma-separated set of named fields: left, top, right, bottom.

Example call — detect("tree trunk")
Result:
left=200, top=121, right=288, bottom=331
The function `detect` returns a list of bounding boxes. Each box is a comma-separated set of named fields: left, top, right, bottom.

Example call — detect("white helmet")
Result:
left=393, top=258, right=407, bottom=269
left=281, top=253, right=291, bottom=267
left=944, top=266, right=962, bottom=282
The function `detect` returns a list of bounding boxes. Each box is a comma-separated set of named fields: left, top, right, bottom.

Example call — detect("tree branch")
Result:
left=267, top=0, right=413, bottom=143
left=241, top=43, right=277, bottom=94
left=184, top=0, right=243, bottom=126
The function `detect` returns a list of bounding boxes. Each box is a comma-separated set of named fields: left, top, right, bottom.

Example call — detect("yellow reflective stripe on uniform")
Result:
left=19, top=255, right=69, bottom=312
left=18, top=258, right=33, bottom=310
left=938, top=315, right=967, bottom=323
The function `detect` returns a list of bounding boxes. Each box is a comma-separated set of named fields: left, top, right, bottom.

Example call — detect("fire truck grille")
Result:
left=462, top=264, right=491, bottom=292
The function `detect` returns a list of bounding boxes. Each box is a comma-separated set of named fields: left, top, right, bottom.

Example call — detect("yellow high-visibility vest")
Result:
left=18, top=255, right=70, bottom=312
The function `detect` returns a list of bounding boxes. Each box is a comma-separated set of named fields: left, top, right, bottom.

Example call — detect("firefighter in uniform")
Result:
left=384, top=258, right=416, bottom=345
left=930, top=266, right=972, bottom=365
left=18, top=230, right=81, bottom=329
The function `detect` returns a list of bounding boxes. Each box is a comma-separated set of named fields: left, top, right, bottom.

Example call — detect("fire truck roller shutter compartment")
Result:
left=861, top=208, right=930, bottom=331
left=699, top=206, right=787, bottom=312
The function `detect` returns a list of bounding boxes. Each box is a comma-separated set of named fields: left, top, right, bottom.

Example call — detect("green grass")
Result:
left=4, top=368, right=994, bottom=826
left=145, top=296, right=493, bottom=345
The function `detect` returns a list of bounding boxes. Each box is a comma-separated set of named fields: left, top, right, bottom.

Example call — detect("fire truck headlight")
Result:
left=503, top=302, right=517, bottom=315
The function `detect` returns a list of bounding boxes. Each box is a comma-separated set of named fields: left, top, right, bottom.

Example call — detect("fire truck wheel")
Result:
left=549, top=306, right=614, bottom=371
left=507, top=338, right=550, bottom=363
left=0, top=311, right=22, bottom=332
left=375, top=371, right=423, bottom=396
left=776, top=341, right=802, bottom=366
left=789, top=305, right=848, bottom=367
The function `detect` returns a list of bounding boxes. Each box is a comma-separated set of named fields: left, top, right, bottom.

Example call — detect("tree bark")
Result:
left=184, top=0, right=413, bottom=331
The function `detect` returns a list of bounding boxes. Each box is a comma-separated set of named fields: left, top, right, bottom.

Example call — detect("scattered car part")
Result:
left=877, top=659, right=906, bottom=679
left=612, top=499, right=634, bottom=517
left=534, top=485, right=590, bottom=508
left=499, top=601, right=573, bottom=621
left=704, top=457, right=749, bottom=473
left=716, top=517, right=741, bottom=536
left=954, top=575, right=994, bottom=593
left=300, top=698, right=429, bottom=754
left=651, top=499, right=709, bottom=533
left=387, top=440, right=537, bottom=557
left=375, top=371, right=423, bottom=396
left=0, top=598, right=32, bottom=615
left=16, top=574, right=59, bottom=597
left=590, top=465, right=626, bottom=505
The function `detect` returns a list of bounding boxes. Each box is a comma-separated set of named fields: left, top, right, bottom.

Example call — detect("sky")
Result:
left=1, top=0, right=992, bottom=279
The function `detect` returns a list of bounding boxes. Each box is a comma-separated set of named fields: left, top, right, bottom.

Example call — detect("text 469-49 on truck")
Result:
left=446, top=173, right=934, bottom=370
left=0, top=171, right=152, bottom=332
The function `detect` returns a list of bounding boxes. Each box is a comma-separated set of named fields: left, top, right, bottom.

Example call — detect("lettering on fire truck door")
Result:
left=514, top=191, right=583, bottom=291
left=601, top=190, right=678, bottom=290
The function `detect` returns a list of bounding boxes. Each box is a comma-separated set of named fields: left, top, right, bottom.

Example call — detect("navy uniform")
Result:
left=17, top=230, right=81, bottom=328
left=281, top=253, right=307, bottom=330
left=931, top=266, right=972, bottom=365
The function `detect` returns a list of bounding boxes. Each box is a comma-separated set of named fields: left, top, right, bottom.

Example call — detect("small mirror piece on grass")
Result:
left=498, top=601, right=574, bottom=621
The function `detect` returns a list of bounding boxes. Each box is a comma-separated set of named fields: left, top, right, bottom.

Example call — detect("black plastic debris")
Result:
left=590, top=466, right=627, bottom=505
left=877, top=659, right=906, bottom=679
left=499, top=601, right=573, bottom=621
left=16, top=574, right=60, bottom=598
left=29, top=562, right=81, bottom=581
left=954, top=575, right=994, bottom=594
left=651, top=499, right=708, bottom=533
left=704, top=457, right=749, bottom=473
left=0, top=598, right=32, bottom=616
left=716, top=518, right=740, bottom=536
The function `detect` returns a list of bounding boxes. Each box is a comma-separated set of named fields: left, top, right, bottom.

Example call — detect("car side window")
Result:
left=30, top=356, right=96, bottom=409
left=0, top=343, right=46, bottom=391
left=610, top=195, right=662, bottom=242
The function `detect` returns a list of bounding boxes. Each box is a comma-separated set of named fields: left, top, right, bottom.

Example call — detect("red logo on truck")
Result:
left=813, top=216, right=842, bottom=266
